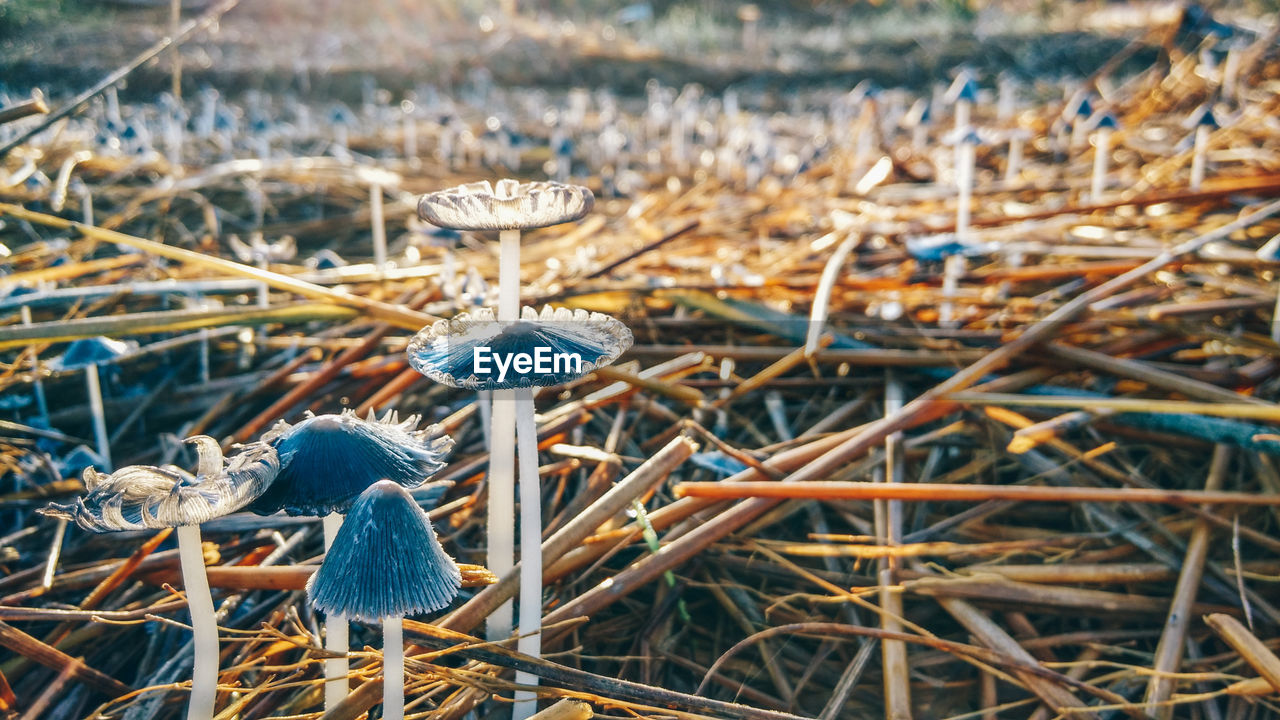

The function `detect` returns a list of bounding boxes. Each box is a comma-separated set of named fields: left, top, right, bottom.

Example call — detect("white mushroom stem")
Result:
left=498, top=230, right=521, bottom=321
left=177, top=524, right=217, bottom=720
left=1004, top=134, right=1024, bottom=184
left=942, top=138, right=972, bottom=328
left=403, top=112, right=418, bottom=162
left=1090, top=128, right=1111, bottom=202
left=996, top=77, right=1015, bottom=121
left=81, top=187, right=94, bottom=226
left=489, top=227, right=523, bottom=644
left=323, top=513, right=349, bottom=713
left=1191, top=125, right=1211, bottom=190
left=952, top=99, right=970, bottom=190
left=513, top=386, right=542, bottom=719
left=84, top=363, right=112, bottom=471
left=382, top=616, right=405, bottom=720
left=956, top=139, right=975, bottom=239
left=489, top=396, right=516, bottom=644
left=1223, top=47, right=1241, bottom=101
left=371, top=184, right=387, bottom=273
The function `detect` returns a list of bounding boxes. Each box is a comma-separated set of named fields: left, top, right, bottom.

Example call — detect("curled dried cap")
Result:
left=406, top=305, right=633, bottom=390
left=247, top=409, right=453, bottom=517
left=417, top=179, right=594, bottom=231
left=306, top=480, right=462, bottom=622
left=40, top=437, right=280, bottom=532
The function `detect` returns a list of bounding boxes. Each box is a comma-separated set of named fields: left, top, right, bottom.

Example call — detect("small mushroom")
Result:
left=41, top=437, right=280, bottom=720
left=307, top=480, right=462, bottom=720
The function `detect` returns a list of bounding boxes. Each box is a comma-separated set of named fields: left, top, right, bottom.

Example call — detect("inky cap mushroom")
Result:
left=50, top=336, right=133, bottom=371
left=416, top=179, right=594, bottom=231
left=306, top=480, right=462, bottom=622
left=41, top=436, right=279, bottom=532
left=406, top=305, right=633, bottom=390
left=247, top=409, right=453, bottom=516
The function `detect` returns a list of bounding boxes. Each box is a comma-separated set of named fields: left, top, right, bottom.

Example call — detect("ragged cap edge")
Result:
left=416, top=180, right=594, bottom=231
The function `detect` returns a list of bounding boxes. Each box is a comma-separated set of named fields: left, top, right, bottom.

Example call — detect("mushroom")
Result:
left=941, top=126, right=986, bottom=326
left=416, top=179, right=593, bottom=647
left=246, top=408, right=452, bottom=712
left=41, top=437, right=280, bottom=720
left=306, top=480, right=462, bottom=720
left=407, top=304, right=631, bottom=717
left=1065, top=92, right=1094, bottom=151
left=1187, top=104, right=1219, bottom=190
left=50, top=335, right=134, bottom=471
left=1088, top=111, right=1119, bottom=202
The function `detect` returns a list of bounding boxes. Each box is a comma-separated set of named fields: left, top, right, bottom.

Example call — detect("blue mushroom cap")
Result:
left=41, top=437, right=280, bottom=532
left=945, top=72, right=980, bottom=104
left=306, top=480, right=462, bottom=622
left=52, top=336, right=132, bottom=371
left=246, top=410, right=453, bottom=516
left=407, top=305, right=633, bottom=390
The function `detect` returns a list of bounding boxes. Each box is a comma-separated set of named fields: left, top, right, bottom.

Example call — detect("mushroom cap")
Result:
left=246, top=409, right=453, bottom=516
left=1189, top=104, right=1220, bottom=129
left=306, top=480, right=462, bottom=622
left=416, top=179, right=594, bottom=231
left=1092, top=112, right=1120, bottom=131
left=942, top=126, right=984, bottom=147
left=51, top=336, right=133, bottom=371
left=406, top=305, right=633, bottom=390
left=40, top=437, right=280, bottom=532
left=944, top=71, right=979, bottom=104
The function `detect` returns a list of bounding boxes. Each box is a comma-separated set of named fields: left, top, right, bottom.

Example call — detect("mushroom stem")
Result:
left=176, top=524, right=217, bottom=720
left=498, top=229, right=521, bottom=322
left=383, top=616, right=405, bottom=720
left=489, top=226, right=522, bottom=644
left=1090, top=127, right=1111, bottom=202
left=322, top=513, right=349, bottom=713
left=513, top=386, right=542, bottom=719
left=1004, top=134, right=1024, bottom=184
left=84, top=363, right=112, bottom=471
left=371, top=184, right=387, bottom=274
left=488, top=392, right=516, bottom=643
left=1191, top=124, right=1211, bottom=190
left=942, top=139, right=975, bottom=327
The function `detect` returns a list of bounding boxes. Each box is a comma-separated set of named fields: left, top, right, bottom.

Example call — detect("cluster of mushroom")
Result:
left=41, top=409, right=462, bottom=720
left=410, top=178, right=632, bottom=718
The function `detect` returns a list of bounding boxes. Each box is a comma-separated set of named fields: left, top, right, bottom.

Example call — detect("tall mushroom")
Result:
left=246, top=409, right=453, bottom=713
left=41, top=437, right=280, bottom=720
left=407, top=304, right=631, bottom=717
left=307, top=480, right=462, bottom=720
left=416, top=179, right=593, bottom=646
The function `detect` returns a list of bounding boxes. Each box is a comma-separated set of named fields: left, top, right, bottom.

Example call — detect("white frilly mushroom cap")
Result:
left=417, top=179, right=594, bottom=231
